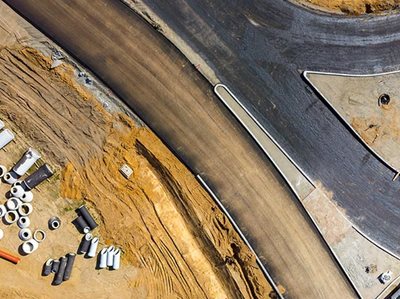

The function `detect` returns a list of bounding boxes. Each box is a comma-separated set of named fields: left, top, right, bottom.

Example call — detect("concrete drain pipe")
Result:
left=0, top=129, right=14, bottom=150
left=12, top=148, right=41, bottom=177
left=87, top=237, right=99, bottom=258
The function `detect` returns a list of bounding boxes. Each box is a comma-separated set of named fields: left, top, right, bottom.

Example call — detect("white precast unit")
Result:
left=21, top=239, right=39, bottom=254
left=0, top=165, right=7, bottom=178
left=13, top=148, right=41, bottom=177
left=98, top=248, right=108, bottom=269
left=20, top=191, right=33, bottom=203
left=112, top=248, right=121, bottom=270
left=11, top=185, right=24, bottom=198
left=0, top=129, right=14, bottom=149
left=87, top=237, right=99, bottom=258
left=106, top=246, right=114, bottom=267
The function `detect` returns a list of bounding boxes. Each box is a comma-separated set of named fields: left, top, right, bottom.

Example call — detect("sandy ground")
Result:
left=306, top=72, right=400, bottom=173
left=295, top=0, right=400, bottom=14
left=0, top=3, right=274, bottom=299
left=4, top=0, right=362, bottom=297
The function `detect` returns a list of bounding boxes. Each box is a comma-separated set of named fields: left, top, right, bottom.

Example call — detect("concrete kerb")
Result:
left=214, top=83, right=315, bottom=196
left=196, top=175, right=285, bottom=299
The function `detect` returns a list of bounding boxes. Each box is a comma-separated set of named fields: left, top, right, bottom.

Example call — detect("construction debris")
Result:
left=119, top=164, right=133, bottom=179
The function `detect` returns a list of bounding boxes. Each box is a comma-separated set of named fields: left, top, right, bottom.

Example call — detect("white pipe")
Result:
left=6, top=197, right=22, bottom=210
left=98, top=248, right=108, bottom=269
left=0, top=165, right=7, bottom=178
left=17, top=216, right=30, bottom=229
left=20, top=191, right=33, bottom=203
left=87, top=237, right=99, bottom=258
left=12, top=181, right=22, bottom=187
left=0, top=205, right=6, bottom=217
left=0, top=120, right=4, bottom=130
left=21, top=239, right=39, bottom=254
left=18, top=203, right=33, bottom=216
left=112, top=248, right=121, bottom=270
left=4, top=210, right=19, bottom=224
left=106, top=246, right=114, bottom=267
left=13, top=148, right=41, bottom=177
left=0, top=129, right=14, bottom=149
left=3, top=172, right=17, bottom=184
left=19, top=228, right=32, bottom=241
left=11, top=185, right=24, bottom=198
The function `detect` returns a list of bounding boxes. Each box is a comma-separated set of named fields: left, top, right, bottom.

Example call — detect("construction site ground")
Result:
left=0, top=3, right=273, bottom=298
left=294, top=0, right=400, bottom=15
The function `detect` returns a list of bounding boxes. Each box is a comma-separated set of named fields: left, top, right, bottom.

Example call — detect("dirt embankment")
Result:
left=296, top=0, right=400, bottom=14
left=0, top=41, right=274, bottom=298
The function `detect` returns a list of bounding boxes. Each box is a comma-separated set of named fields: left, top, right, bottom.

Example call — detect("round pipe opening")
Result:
left=379, top=94, right=391, bottom=106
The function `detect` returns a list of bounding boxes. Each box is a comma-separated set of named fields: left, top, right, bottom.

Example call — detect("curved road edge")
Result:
left=196, top=175, right=285, bottom=299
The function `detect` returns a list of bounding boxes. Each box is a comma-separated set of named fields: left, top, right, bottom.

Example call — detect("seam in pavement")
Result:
left=196, top=174, right=285, bottom=299
left=303, top=70, right=400, bottom=175
left=214, top=83, right=363, bottom=299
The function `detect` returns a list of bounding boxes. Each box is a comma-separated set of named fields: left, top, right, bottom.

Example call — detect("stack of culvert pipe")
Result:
left=44, top=253, right=76, bottom=285
left=74, top=205, right=98, bottom=234
left=98, top=246, right=121, bottom=270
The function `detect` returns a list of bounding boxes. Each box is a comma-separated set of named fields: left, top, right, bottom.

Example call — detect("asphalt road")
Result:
left=3, top=0, right=358, bottom=297
left=139, top=0, right=400, bottom=257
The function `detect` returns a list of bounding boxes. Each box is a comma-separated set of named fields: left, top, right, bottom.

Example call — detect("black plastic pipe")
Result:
left=78, top=233, right=92, bottom=254
left=22, top=163, right=53, bottom=190
left=53, top=256, right=67, bottom=286
left=42, top=258, right=53, bottom=276
left=75, top=215, right=90, bottom=233
left=78, top=205, right=98, bottom=230
left=51, top=259, right=60, bottom=273
left=63, top=253, right=76, bottom=281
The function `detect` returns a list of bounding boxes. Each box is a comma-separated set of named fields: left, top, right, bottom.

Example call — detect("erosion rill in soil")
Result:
left=0, top=25, right=276, bottom=299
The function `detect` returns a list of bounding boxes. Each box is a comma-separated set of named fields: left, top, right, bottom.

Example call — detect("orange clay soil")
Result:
left=0, top=44, right=278, bottom=298
left=296, top=0, right=400, bottom=14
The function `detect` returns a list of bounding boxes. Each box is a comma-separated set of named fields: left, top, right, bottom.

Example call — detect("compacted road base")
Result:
left=4, top=1, right=357, bottom=298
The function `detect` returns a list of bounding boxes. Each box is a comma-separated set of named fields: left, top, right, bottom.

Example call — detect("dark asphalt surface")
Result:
left=140, top=0, right=400, bottom=255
